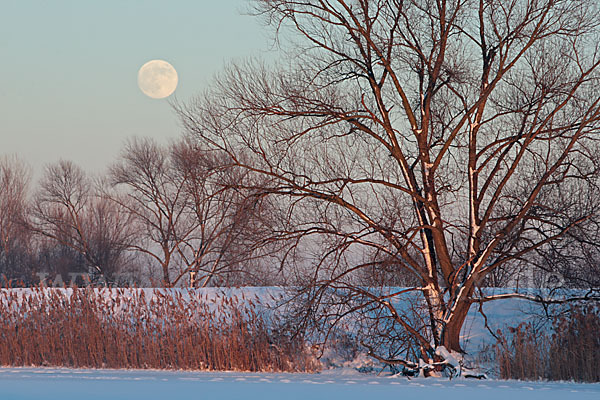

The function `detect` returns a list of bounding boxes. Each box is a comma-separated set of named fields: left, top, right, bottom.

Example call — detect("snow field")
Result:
left=1, top=367, right=599, bottom=400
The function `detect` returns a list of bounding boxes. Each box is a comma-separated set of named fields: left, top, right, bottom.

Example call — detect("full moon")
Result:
left=137, top=60, right=178, bottom=99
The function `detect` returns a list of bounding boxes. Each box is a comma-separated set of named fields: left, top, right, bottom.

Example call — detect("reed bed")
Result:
left=0, top=287, right=320, bottom=372
left=495, top=304, right=600, bottom=382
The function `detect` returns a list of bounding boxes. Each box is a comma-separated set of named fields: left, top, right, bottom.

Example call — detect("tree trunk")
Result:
left=162, top=264, right=171, bottom=287
left=442, top=301, right=472, bottom=353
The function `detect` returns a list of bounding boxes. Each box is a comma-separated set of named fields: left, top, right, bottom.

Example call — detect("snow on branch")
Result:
left=472, top=289, right=600, bottom=304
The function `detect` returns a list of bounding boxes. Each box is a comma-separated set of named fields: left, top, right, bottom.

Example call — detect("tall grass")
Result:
left=495, top=304, right=600, bottom=382
left=0, top=287, right=319, bottom=372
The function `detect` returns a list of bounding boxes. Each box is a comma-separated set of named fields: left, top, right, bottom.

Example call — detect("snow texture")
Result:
left=0, top=367, right=599, bottom=400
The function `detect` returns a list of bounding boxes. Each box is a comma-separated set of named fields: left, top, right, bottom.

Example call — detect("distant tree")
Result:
left=0, top=155, right=33, bottom=283
left=31, top=239, right=88, bottom=285
left=106, top=137, right=281, bottom=287
left=32, top=160, right=136, bottom=283
left=171, top=139, right=284, bottom=287
left=106, top=138, right=196, bottom=287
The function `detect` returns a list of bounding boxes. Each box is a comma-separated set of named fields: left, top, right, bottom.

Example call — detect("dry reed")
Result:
left=0, top=287, right=320, bottom=372
left=495, top=304, right=600, bottom=382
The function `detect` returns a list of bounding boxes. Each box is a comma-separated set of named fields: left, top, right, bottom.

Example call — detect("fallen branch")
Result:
left=360, top=341, right=418, bottom=369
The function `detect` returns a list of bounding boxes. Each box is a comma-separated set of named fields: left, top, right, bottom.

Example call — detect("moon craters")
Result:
left=137, top=60, right=178, bottom=99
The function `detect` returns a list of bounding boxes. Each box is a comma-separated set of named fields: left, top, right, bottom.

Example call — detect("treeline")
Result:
left=0, top=138, right=284, bottom=287
left=2, top=135, right=599, bottom=289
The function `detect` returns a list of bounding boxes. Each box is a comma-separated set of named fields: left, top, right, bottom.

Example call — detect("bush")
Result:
left=0, top=287, right=320, bottom=372
left=495, top=304, right=600, bottom=382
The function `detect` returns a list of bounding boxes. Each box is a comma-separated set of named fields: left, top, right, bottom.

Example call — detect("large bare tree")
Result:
left=179, top=0, right=600, bottom=372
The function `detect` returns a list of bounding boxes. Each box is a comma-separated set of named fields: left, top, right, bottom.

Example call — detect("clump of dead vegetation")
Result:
left=0, top=287, right=319, bottom=372
left=495, top=304, right=600, bottom=382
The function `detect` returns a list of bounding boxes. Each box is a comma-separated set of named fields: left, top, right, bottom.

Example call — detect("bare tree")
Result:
left=171, top=139, right=284, bottom=287
left=0, top=155, right=32, bottom=282
left=32, top=160, right=136, bottom=283
left=106, top=137, right=196, bottom=287
left=179, top=0, right=600, bottom=372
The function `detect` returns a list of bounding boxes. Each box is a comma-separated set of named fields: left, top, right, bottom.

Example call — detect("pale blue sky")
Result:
left=0, top=1, right=274, bottom=175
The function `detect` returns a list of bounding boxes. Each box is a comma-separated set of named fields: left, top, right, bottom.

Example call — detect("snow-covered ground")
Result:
left=1, top=367, right=599, bottom=400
